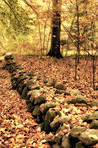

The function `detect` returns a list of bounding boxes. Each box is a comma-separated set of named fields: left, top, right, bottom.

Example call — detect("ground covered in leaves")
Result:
left=0, top=60, right=50, bottom=148
left=0, top=55, right=98, bottom=148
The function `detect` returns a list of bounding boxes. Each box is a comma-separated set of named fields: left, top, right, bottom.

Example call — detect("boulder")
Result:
left=45, top=110, right=58, bottom=123
left=54, top=132, right=63, bottom=144
left=54, top=82, right=65, bottom=90
left=79, top=129, right=98, bottom=146
left=56, top=126, right=67, bottom=133
left=32, top=105, right=41, bottom=117
left=26, top=79, right=34, bottom=89
left=29, top=90, right=41, bottom=103
left=50, top=115, right=70, bottom=131
left=40, top=102, right=58, bottom=114
left=42, top=77, right=48, bottom=83
left=69, top=126, right=86, bottom=139
left=46, top=78, right=55, bottom=87
left=40, top=88, right=49, bottom=94
left=71, top=89, right=81, bottom=95
left=50, top=117, right=61, bottom=131
left=89, top=120, right=98, bottom=129
left=21, top=87, right=28, bottom=99
left=62, top=135, right=71, bottom=148
left=75, top=142, right=86, bottom=148
left=55, top=89, right=63, bottom=94
left=66, top=95, right=87, bottom=104
left=17, top=75, right=29, bottom=85
left=88, top=111, right=98, bottom=122
left=11, top=79, right=18, bottom=89
left=27, top=103, right=34, bottom=113
left=89, top=100, right=98, bottom=107
left=29, top=84, right=40, bottom=90
left=52, top=144, right=61, bottom=148
left=34, top=96, right=46, bottom=105
left=16, top=82, right=26, bottom=95
left=66, top=88, right=81, bottom=95
left=41, top=120, right=51, bottom=134
left=27, top=72, right=35, bottom=78
left=81, top=114, right=90, bottom=122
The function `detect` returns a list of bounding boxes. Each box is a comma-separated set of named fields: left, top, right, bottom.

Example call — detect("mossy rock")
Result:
left=17, top=75, right=29, bottom=85
left=21, top=87, right=28, bottom=99
left=34, top=96, right=46, bottom=105
left=89, top=120, right=98, bottom=129
left=45, top=110, right=58, bottom=123
left=69, top=126, right=86, bottom=139
left=75, top=142, right=86, bottom=148
left=26, top=80, right=35, bottom=89
left=27, top=103, right=34, bottom=113
left=29, top=84, right=40, bottom=90
left=55, top=89, right=63, bottom=94
left=67, top=95, right=87, bottom=104
left=54, top=82, right=65, bottom=90
left=11, top=79, right=17, bottom=89
left=32, top=105, right=41, bottom=117
left=29, top=90, right=41, bottom=103
left=17, top=82, right=26, bottom=95
left=46, top=78, right=55, bottom=87
left=40, top=102, right=58, bottom=114
left=41, top=120, right=51, bottom=134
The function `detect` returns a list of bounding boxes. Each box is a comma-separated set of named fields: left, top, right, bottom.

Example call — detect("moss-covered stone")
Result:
left=55, top=89, right=63, bottom=94
left=75, top=142, right=86, bottom=148
left=34, top=96, right=46, bottom=105
left=27, top=103, right=34, bottom=113
left=89, top=120, right=98, bottom=129
left=32, top=105, right=41, bottom=117
left=40, top=102, right=58, bottom=114
left=45, top=110, right=58, bottom=123
left=41, top=120, right=51, bottom=134
left=54, top=82, right=65, bottom=90
left=66, top=95, right=87, bottom=104
left=29, top=90, right=41, bottom=103
left=21, top=87, right=28, bottom=99
left=69, top=126, right=86, bottom=139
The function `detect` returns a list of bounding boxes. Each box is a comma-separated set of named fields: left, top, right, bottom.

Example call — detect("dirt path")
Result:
left=0, top=61, right=50, bottom=148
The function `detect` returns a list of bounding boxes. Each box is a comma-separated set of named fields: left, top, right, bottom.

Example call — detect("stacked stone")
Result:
left=4, top=53, right=98, bottom=148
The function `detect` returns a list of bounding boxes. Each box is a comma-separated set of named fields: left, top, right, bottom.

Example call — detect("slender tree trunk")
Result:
left=92, top=55, right=96, bottom=90
left=76, top=0, right=80, bottom=62
left=47, top=0, right=63, bottom=58
left=75, top=54, right=78, bottom=80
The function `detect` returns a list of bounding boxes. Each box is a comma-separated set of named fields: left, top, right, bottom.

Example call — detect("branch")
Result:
left=62, top=24, right=93, bottom=56
left=23, top=0, right=38, bottom=16
left=2, top=0, right=20, bottom=23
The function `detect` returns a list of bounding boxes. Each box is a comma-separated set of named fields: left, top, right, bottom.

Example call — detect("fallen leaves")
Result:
left=0, top=62, right=50, bottom=148
left=0, top=56, right=98, bottom=147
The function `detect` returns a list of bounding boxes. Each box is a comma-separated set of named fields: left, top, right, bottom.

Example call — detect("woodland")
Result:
left=0, top=0, right=98, bottom=148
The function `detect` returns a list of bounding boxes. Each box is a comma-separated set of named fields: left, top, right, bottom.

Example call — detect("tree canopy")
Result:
left=0, top=0, right=97, bottom=56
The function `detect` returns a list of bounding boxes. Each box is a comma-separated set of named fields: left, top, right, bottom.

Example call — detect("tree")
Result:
left=47, top=0, right=63, bottom=58
left=1, top=0, right=30, bottom=38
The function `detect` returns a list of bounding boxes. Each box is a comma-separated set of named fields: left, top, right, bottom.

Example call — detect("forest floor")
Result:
left=0, top=55, right=98, bottom=148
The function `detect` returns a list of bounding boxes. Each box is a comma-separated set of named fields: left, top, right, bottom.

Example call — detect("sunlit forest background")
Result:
left=0, top=0, right=98, bottom=56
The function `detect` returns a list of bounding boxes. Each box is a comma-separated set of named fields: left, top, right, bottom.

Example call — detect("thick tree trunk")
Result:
left=47, top=0, right=63, bottom=58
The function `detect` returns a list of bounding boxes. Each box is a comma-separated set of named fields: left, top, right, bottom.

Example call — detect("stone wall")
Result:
left=4, top=53, right=98, bottom=148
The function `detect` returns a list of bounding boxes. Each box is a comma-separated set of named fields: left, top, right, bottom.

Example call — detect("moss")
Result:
left=27, top=103, right=34, bottom=112
left=41, top=120, right=51, bottom=134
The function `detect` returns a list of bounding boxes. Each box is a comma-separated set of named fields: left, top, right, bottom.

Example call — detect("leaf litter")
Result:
left=0, top=55, right=98, bottom=147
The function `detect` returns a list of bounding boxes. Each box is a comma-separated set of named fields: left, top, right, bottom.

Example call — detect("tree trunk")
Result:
left=47, top=0, right=63, bottom=58
left=76, top=0, right=80, bottom=62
